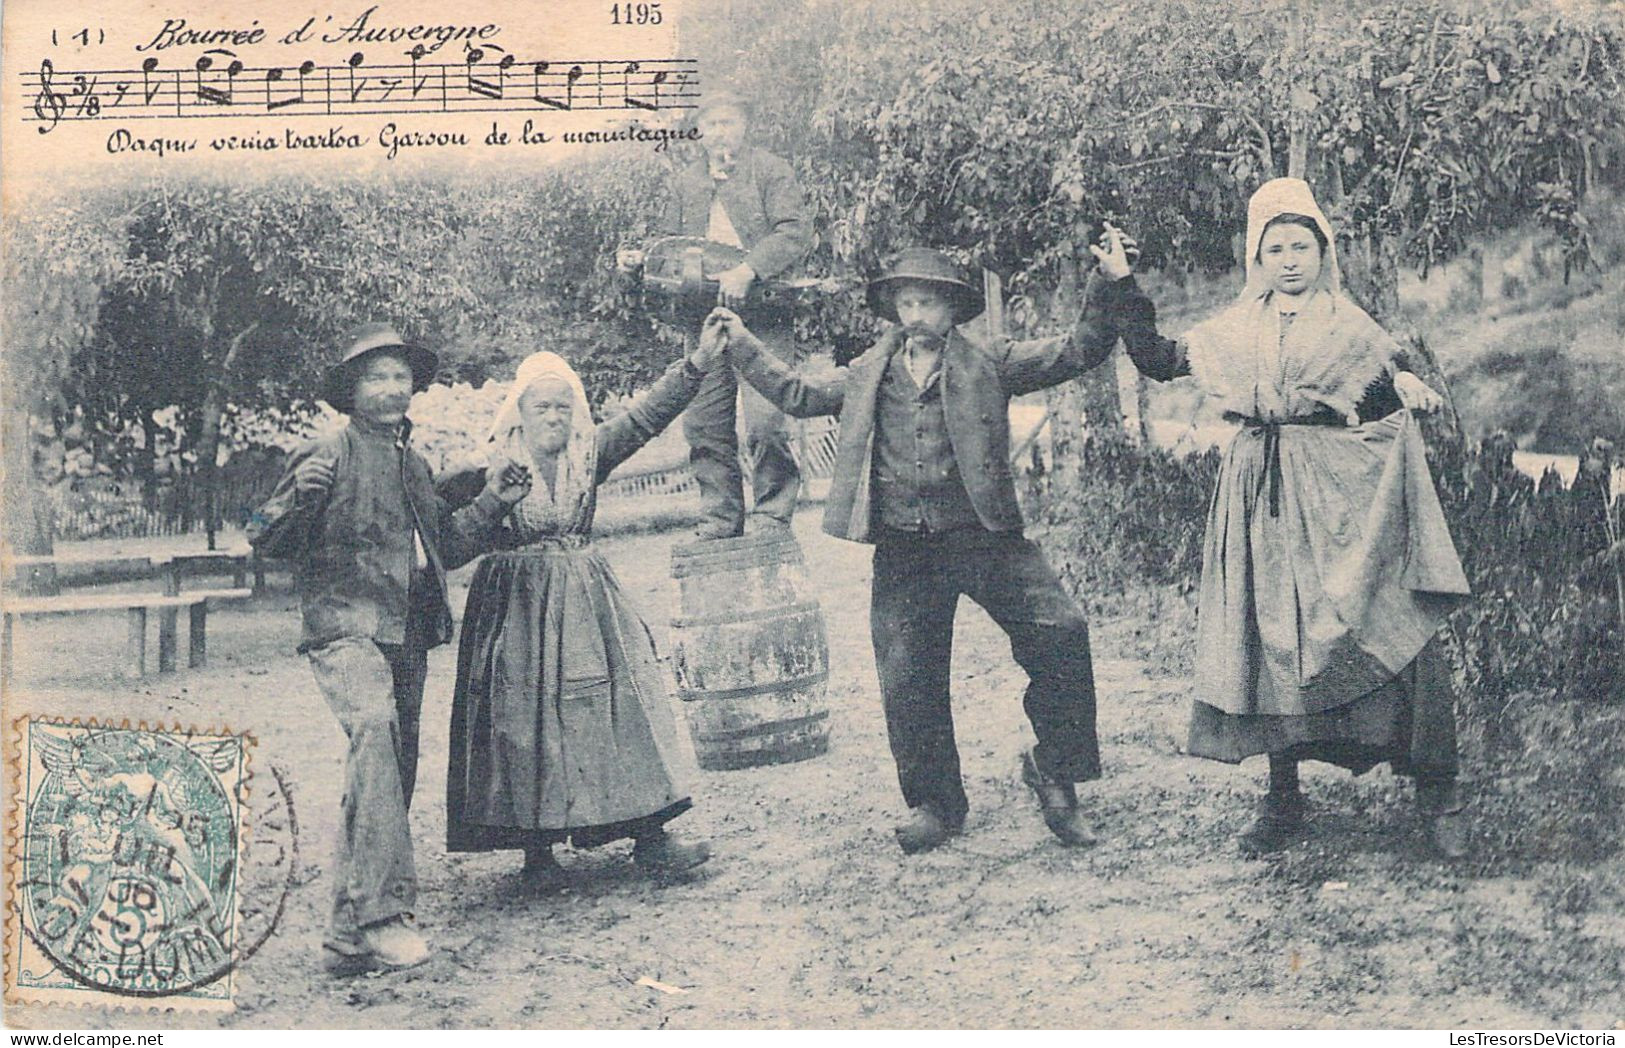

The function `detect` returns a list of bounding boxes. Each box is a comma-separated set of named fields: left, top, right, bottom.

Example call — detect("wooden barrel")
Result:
left=669, top=531, right=830, bottom=770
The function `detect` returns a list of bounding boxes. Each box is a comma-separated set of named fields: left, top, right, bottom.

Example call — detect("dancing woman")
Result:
left=446, top=326, right=726, bottom=882
left=1094, top=179, right=1473, bottom=858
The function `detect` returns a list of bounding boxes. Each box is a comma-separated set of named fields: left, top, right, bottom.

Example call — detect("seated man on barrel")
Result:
left=637, top=88, right=813, bottom=540
left=706, top=248, right=1129, bottom=853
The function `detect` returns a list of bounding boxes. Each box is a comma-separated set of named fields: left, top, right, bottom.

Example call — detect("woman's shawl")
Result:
left=1182, top=177, right=1399, bottom=424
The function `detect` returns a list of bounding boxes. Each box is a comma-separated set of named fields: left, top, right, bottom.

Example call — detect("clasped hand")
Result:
left=484, top=461, right=533, bottom=505
left=692, top=307, right=756, bottom=372
left=1088, top=222, right=1139, bottom=281
left=715, top=263, right=756, bottom=308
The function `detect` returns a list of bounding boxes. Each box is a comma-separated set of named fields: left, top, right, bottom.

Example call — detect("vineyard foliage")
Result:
left=2, top=0, right=1621, bottom=550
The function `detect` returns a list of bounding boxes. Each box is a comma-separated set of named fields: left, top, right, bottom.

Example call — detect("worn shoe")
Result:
left=691, top=520, right=744, bottom=541
left=522, top=846, right=568, bottom=890
left=1236, top=794, right=1309, bottom=856
left=320, top=917, right=432, bottom=975
left=1428, top=811, right=1471, bottom=860
left=632, top=831, right=713, bottom=875
left=748, top=514, right=794, bottom=535
left=894, top=807, right=963, bottom=854
left=321, top=937, right=374, bottom=977
left=1020, top=749, right=1097, bottom=848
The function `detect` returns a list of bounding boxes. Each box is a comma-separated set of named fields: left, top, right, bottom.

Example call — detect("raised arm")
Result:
left=993, top=271, right=1125, bottom=396
left=1105, top=276, right=1190, bottom=383
left=594, top=357, right=709, bottom=480
left=720, top=313, right=846, bottom=418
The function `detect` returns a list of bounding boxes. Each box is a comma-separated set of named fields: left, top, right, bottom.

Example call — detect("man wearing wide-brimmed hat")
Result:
left=711, top=247, right=1132, bottom=854
left=250, top=323, right=530, bottom=973
left=650, top=87, right=812, bottom=539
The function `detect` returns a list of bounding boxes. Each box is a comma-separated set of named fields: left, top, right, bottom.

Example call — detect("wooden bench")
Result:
left=157, top=550, right=253, bottom=595
left=6, top=548, right=275, bottom=597
left=2, top=588, right=253, bottom=681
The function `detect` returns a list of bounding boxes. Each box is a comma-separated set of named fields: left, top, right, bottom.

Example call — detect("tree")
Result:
left=682, top=0, right=1624, bottom=389
left=1, top=197, right=127, bottom=558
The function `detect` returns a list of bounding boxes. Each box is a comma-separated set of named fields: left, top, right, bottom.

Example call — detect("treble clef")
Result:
left=33, top=59, right=67, bottom=134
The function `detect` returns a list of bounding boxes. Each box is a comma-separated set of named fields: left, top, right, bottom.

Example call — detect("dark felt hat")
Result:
left=871, top=246, right=981, bottom=324
left=321, top=322, right=438, bottom=414
left=866, top=248, right=985, bottom=325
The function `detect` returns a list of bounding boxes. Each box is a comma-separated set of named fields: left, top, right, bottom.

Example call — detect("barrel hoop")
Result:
left=671, top=532, right=800, bottom=557
left=696, top=734, right=830, bottom=771
left=691, top=710, right=830, bottom=742
left=677, top=670, right=830, bottom=703
left=670, top=544, right=806, bottom=578
left=670, top=601, right=824, bottom=629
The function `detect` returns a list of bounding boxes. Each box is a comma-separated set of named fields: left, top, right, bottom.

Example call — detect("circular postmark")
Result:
left=13, top=720, right=300, bottom=1003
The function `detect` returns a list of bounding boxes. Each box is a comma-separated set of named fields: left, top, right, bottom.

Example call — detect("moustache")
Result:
left=900, top=326, right=946, bottom=350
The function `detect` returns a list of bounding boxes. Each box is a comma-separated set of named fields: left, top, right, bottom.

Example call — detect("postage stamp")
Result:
left=5, top=718, right=255, bottom=1011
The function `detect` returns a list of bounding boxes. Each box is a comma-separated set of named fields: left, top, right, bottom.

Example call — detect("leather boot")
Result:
left=1417, top=778, right=1470, bottom=860
left=1237, top=792, right=1309, bottom=856
left=1020, top=749, right=1096, bottom=848
left=894, top=807, right=963, bottom=854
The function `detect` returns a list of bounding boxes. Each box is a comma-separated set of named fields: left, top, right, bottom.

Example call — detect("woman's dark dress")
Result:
left=446, top=361, right=704, bottom=852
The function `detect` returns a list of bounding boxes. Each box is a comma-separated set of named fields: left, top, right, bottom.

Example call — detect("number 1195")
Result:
left=611, top=3, right=662, bottom=25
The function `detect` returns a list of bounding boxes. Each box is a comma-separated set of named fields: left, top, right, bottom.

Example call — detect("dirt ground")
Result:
left=4, top=513, right=1623, bottom=1030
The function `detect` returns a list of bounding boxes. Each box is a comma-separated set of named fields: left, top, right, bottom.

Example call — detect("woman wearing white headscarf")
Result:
left=445, top=323, right=726, bottom=883
left=1095, top=179, right=1472, bottom=858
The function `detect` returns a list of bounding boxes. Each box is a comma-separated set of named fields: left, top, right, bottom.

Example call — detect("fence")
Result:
left=48, top=449, right=287, bottom=542
left=595, top=416, right=840, bottom=500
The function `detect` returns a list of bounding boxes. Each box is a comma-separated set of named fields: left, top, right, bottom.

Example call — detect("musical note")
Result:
left=20, top=54, right=701, bottom=125
left=346, top=52, right=367, bottom=104
left=465, top=46, right=511, bottom=101
left=407, top=44, right=430, bottom=97
left=196, top=50, right=243, bottom=106
left=141, top=56, right=162, bottom=105
left=265, top=60, right=314, bottom=111
left=622, top=62, right=663, bottom=111
left=32, top=59, right=66, bottom=133
left=533, top=61, right=584, bottom=110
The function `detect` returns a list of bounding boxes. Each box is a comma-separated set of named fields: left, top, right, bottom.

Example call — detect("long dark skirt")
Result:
left=1187, top=636, right=1458, bottom=780
left=446, top=546, right=696, bottom=853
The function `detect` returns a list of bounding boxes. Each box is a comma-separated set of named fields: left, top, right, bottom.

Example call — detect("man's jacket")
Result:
left=658, top=146, right=811, bottom=280
left=732, top=274, right=1125, bottom=543
left=248, top=417, right=506, bottom=652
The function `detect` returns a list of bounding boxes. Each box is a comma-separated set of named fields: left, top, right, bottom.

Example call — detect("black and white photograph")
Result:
left=1, top=0, right=1623, bottom=1033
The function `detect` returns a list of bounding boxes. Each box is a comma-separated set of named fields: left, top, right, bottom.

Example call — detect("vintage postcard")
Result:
left=2, top=0, right=1622, bottom=1033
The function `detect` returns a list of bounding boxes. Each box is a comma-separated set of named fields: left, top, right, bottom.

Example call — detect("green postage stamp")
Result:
left=6, top=718, right=253, bottom=1011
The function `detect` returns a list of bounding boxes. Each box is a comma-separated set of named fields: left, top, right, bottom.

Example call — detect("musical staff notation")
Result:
left=22, top=52, right=700, bottom=133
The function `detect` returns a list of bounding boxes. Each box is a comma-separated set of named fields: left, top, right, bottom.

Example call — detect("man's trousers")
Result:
left=306, top=636, right=426, bottom=947
left=869, top=527, right=1102, bottom=824
left=683, top=316, right=801, bottom=531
